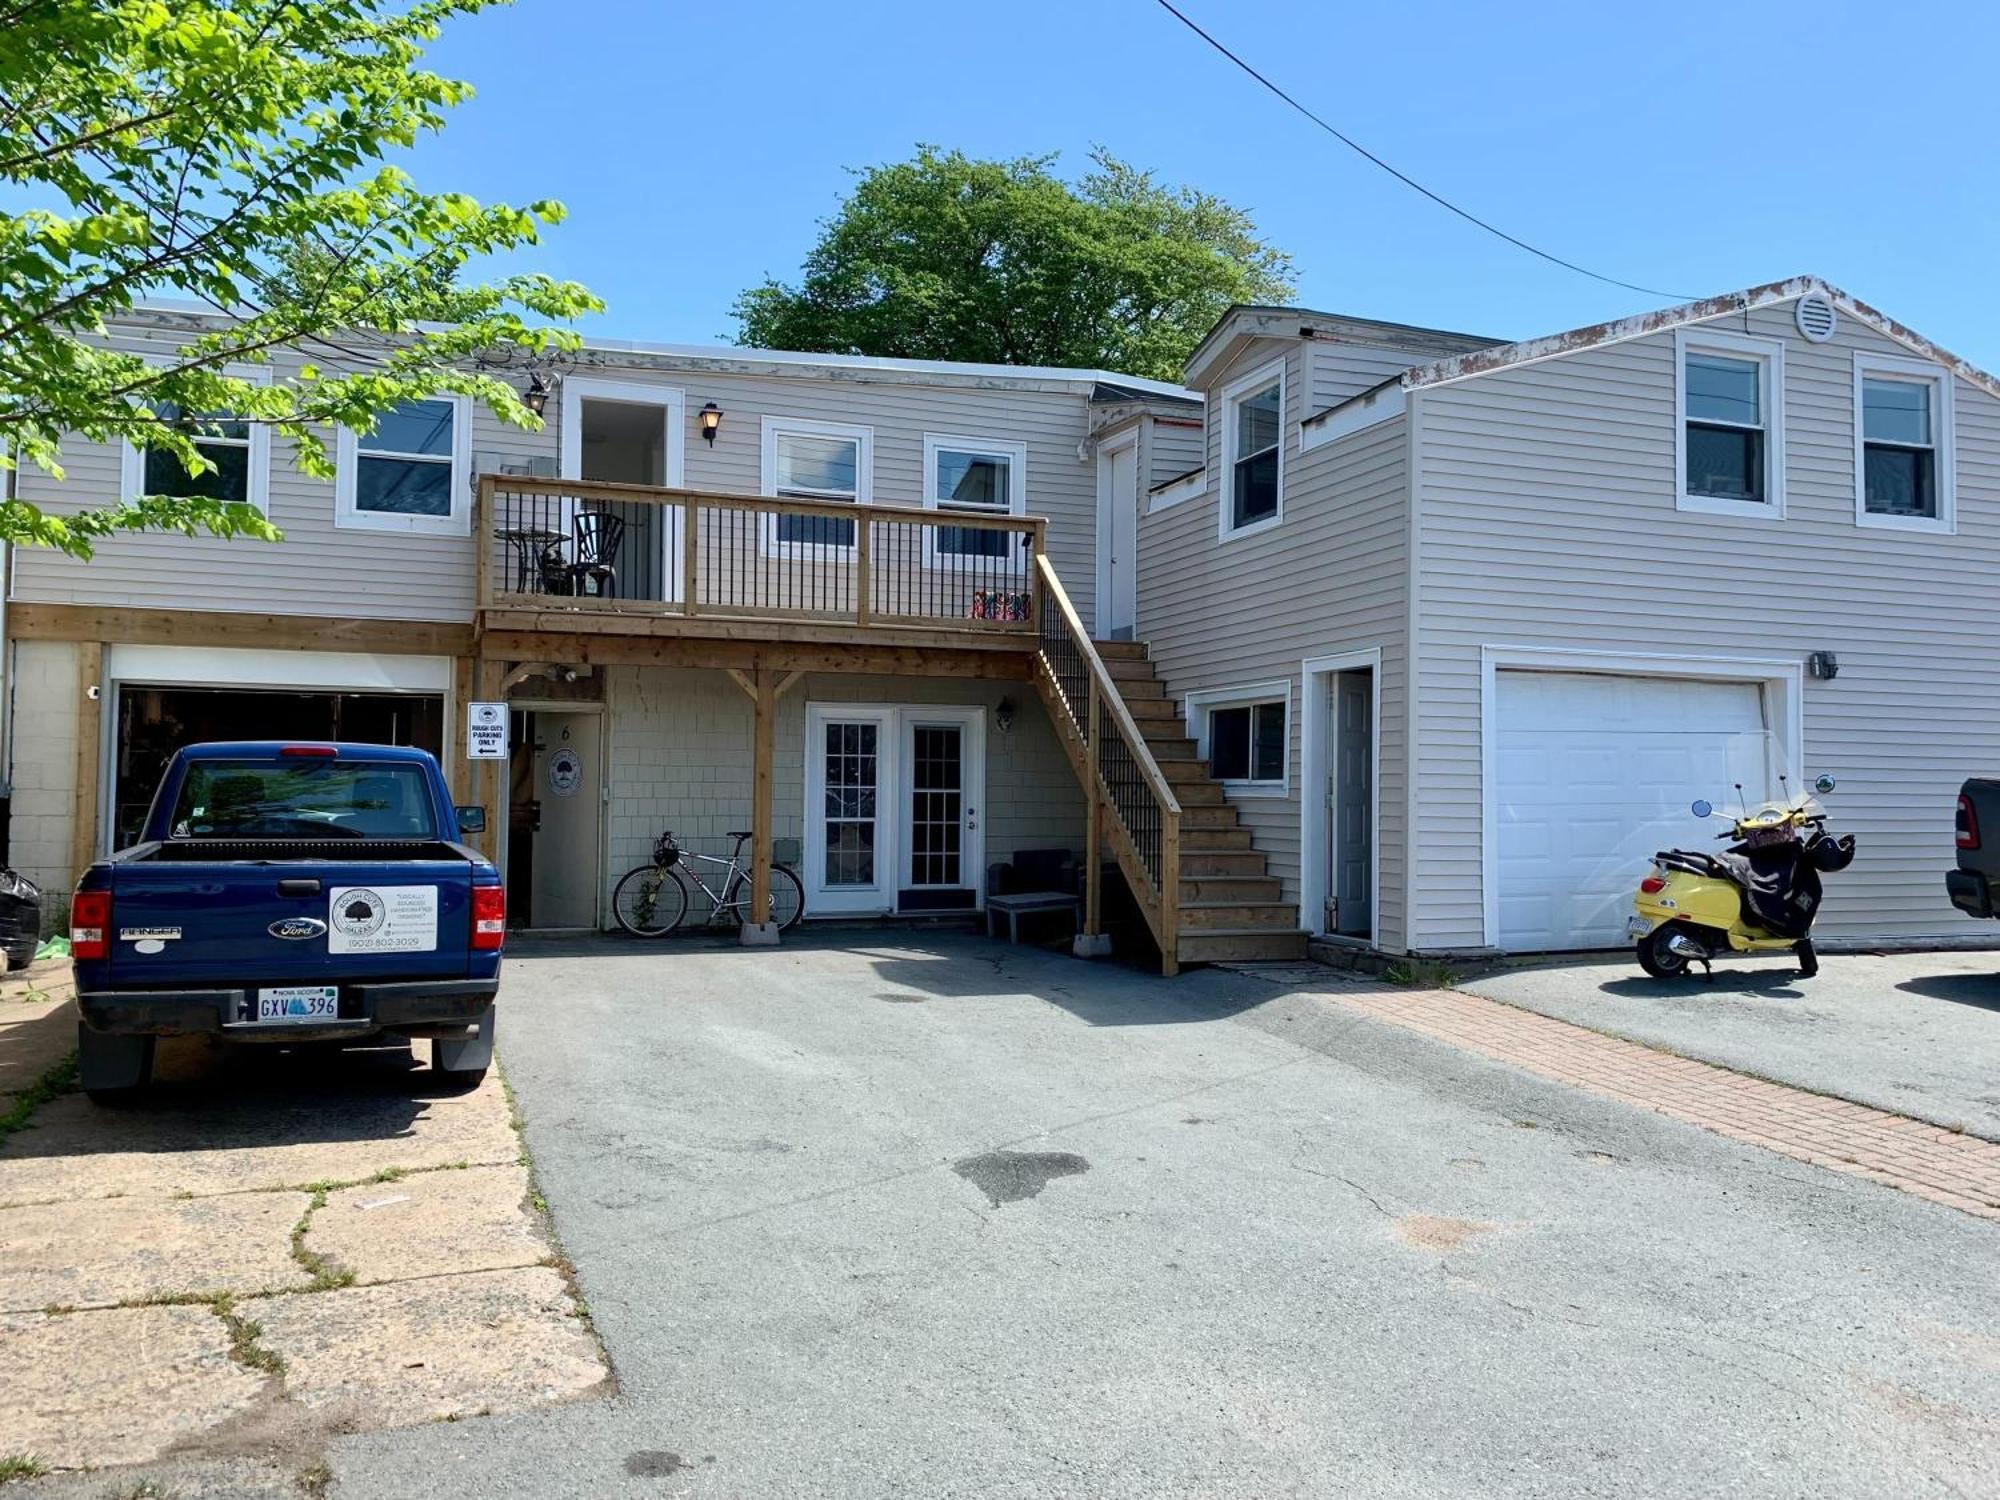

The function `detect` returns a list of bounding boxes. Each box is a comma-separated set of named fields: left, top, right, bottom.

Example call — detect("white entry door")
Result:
left=1096, top=435, right=1138, bottom=639
left=1495, top=671, right=1772, bottom=951
left=522, top=708, right=604, bottom=930
left=804, top=704, right=986, bottom=916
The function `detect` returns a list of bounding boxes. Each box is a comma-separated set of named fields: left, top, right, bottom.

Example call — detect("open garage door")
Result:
left=1495, top=671, right=1772, bottom=951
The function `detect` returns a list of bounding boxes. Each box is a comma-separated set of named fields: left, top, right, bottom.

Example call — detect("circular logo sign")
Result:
left=547, top=747, right=583, bottom=798
left=473, top=703, right=503, bottom=728
left=332, top=889, right=387, bottom=941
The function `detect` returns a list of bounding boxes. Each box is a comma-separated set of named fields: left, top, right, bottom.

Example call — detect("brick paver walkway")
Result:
left=1319, top=980, right=2000, bottom=1222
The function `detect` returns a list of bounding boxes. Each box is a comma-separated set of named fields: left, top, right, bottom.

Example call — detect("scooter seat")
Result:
left=1655, top=848, right=1728, bottom=878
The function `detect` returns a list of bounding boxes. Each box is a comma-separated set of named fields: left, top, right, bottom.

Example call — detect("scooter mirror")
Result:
left=1813, top=774, right=1836, bottom=794
left=1691, top=799, right=1713, bottom=818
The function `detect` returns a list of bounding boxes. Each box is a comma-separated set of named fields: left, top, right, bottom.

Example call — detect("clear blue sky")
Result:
left=332, top=0, right=2000, bottom=369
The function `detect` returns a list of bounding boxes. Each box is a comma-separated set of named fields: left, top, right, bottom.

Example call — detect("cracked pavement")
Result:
left=320, top=933, right=2000, bottom=1499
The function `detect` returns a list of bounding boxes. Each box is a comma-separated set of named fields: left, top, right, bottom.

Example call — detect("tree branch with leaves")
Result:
left=0, top=0, right=600, bottom=558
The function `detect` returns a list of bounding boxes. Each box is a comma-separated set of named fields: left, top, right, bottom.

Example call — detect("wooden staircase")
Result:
left=1092, top=641, right=1309, bottom=967
left=1028, top=555, right=1307, bottom=973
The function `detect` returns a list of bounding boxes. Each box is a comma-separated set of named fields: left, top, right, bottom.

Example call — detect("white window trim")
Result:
left=1217, top=357, right=1287, bottom=542
left=922, top=432, right=1027, bottom=564
left=334, top=393, right=473, bottom=537
left=120, top=363, right=273, bottom=515
left=1853, top=351, right=1955, bottom=535
left=1299, top=383, right=1405, bottom=454
left=759, top=415, right=873, bottom=557
left=1674, top=328, right=1786, bottom=521
left=1183, top=679, right=1291, bottom=797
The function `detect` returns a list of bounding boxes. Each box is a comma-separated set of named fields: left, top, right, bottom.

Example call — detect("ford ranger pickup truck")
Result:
left=1949, top=777, right=2000, bottom=921
left=72, top=741, right=503, bottom=1103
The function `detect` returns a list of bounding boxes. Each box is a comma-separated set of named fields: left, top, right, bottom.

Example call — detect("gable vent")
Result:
left=1795, top=294, right=1838, bottom=343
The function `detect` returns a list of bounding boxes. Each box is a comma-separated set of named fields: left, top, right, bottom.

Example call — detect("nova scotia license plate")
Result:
left=255, top=986, right=340, bottom=1023
left=1625, top=915, right=1653, bottom=939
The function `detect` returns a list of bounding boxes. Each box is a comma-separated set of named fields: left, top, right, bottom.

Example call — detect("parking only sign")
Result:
left=466, top=701, right=509, bottom=759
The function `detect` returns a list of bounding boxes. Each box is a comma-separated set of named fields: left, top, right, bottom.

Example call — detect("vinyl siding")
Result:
left=1410, top=298, right=2000, bottom=947
left=602, top=666, right=1082, bottom=921
left=1146, top=415, right=1205, bottom=492
left=1138, top=333, right=1411, bottom=949
left=11, top=349, right=1108, bottom=624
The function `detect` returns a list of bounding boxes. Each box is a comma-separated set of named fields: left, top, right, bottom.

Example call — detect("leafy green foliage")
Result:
left=0, top=0, right=600, bottom=557
left=733, top=147, right=1294, bottom=382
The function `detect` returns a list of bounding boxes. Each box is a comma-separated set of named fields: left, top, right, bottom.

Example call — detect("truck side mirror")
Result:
left=455, top=805, right=488, bottom=835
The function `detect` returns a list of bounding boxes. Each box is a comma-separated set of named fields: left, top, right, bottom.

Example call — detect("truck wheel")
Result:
left=1636, top=926, right=1692, bottom=979
left=78, top=1023, right=154, bottom=1105
left=431, top=1005, right=494, bottom=1089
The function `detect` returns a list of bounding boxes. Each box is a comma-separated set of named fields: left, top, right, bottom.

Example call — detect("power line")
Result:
left=1150, top=0, right=1695, bottom=302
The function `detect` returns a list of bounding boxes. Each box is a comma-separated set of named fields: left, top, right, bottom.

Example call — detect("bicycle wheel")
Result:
left=612, top=864, right=690, bottom=937
left=768, top=866, right=806, bottom=932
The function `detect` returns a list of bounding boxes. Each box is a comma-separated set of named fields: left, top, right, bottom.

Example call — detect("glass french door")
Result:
left=804, top=704, right=984, bottom=916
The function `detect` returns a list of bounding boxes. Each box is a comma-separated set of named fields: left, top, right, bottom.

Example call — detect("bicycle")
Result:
left=612, top=829, right=806, bottom=937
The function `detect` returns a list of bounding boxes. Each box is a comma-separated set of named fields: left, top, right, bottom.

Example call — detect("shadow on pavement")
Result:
left=1597, top=971, right=1808, bottom=1001
left=1897, top=973, right=2000, bottom=1013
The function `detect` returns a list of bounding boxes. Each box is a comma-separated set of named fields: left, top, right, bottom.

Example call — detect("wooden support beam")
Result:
left=72, top=641, right=103, bottom=881
left=8, top=601, right=473, bottom=657
left=750, top=666, right=777, bottom=929
left=724, top=667, right=757, bottom=700
left=1160, top=809, right=1182, bottom=977
left=446, top=655, right=474, bottom=805
left=774, top=669, right=806, bottom=699
left=474, top=656, right=507, bottom=864
left=477, top=630, right=1033, bottom=681
left=1083, top=675, right=1101, bottom=938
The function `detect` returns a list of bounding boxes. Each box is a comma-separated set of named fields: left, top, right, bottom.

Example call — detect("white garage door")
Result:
left=1495, top=672, right=1773, bottom=951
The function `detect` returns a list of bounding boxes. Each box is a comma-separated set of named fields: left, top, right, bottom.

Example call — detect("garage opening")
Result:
left=113, top=686, right=443, bottom=849
left=1494, top=670, right=1773, bottom=951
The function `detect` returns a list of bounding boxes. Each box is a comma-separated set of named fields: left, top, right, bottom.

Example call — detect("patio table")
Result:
left=494, top=526, right=566, bottom=593
left=985, top=891, right=1081, bottom=945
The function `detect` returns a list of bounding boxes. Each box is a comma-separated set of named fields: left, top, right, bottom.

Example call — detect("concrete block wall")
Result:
left=7, top=640, right=83, bottom=898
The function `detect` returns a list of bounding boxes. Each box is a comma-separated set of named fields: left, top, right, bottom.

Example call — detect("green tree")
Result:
left=733, top=146, right=1293, bottom=382
left=0, top=0, right=600, bottom=558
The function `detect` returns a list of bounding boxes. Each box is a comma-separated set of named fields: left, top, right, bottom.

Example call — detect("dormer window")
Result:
left=1219, top=357, right=1285, bottom=540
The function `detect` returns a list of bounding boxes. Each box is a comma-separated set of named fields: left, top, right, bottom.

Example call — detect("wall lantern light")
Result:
left=1806, top=650, right=1839, bottom=681
left=523, top=372, right=552, bottom=418
left=996, top=696, right=1016, bottom=734
left=698, top=402, right=724, bottom=445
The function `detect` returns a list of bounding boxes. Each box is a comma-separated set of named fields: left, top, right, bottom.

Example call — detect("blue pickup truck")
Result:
left=71, top=741, right=504, bottom=1103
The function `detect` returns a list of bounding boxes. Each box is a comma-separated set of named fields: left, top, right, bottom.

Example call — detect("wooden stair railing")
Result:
left=1030, top=554, right=1185, bottom=974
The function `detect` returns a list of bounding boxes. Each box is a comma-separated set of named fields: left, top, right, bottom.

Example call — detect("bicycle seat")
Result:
left=725, top=830, right=754, bottom=840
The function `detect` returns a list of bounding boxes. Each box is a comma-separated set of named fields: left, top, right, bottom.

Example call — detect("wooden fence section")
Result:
left=477, top=475, right=1044, bottom=637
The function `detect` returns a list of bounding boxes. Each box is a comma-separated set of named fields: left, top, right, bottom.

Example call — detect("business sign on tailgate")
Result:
left=327, top=886, right=439, bottom=954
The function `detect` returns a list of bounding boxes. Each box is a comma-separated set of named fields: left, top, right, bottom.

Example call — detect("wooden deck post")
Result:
left=71, top=641, right=103, bottom=883
left=1082, top=675, right=1102, bottom=939
left=682, top=501, right=700, bottom=616
left=855, top=516, right=872, bottom=626
left=1160, top=808, right=1182, bottom=977
left=749, top=665, right=776, bottom=931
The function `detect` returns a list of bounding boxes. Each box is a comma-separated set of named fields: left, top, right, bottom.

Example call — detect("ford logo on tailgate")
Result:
left=269, top=917, right=328, bottom=941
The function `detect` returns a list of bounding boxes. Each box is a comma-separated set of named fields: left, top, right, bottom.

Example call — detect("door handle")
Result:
left=277, top=878, right=321, bottom=898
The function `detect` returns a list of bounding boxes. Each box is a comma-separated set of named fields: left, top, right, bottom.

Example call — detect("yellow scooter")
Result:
left=1628, top=776, right=1855, bottom=980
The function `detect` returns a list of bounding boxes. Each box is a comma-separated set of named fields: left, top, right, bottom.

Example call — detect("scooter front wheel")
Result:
left=1636, top=924, right=1695, bottom=979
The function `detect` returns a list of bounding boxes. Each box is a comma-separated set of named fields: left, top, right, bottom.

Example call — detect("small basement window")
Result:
left=1186, top=683, right=1290, bottom=794
left=1856, top=353, right=1954, bottom=533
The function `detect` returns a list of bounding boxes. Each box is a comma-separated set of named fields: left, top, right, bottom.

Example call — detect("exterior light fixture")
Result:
left=523, top=372, right=551, bottom=418
left=698, top=402, right=724, bottom=445
left=1807, top=650, right=1839, bottom=681
left=995, top=696, right=1016, bottom=734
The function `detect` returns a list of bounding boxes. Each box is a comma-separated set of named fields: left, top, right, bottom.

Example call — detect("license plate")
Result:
left=255, top=986, right=340, bottom=1022
left=1625, top=915, right=1653, bottom=939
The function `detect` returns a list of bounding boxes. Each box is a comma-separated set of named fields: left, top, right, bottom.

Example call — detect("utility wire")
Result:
left=1151, top=0, right=1695, bottom=302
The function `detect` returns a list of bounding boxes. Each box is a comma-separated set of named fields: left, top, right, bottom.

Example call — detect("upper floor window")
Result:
left=1220, top=358, right=1284, bottom=539
left=120, top=365, right=272, bottom=513
left=762, top=416, right=872, bottom=549
left=924, top=435, right=1026, bottom=558
left=335, top=395, right=469, bottom=536
left=1675, top=330, right=1784, bottom=520
left=1185, top=681, right=1290, bottom=796
left=1856, top=353, right=1954, bottom=534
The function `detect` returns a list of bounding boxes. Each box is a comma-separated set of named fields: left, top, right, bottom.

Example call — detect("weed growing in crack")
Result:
left=0, top=1052, right=77, bottom=1144
left=0, top=1454, right=50, bottom=1483
left=296, top=1462, right=333, bottom=1498
left=290, top=1188, right=355, bottom=1292
left=213, top=1293, right=285, bottom=1377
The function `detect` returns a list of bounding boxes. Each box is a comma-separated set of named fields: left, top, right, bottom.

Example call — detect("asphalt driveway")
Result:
left=1466, top=949, right=2000, bottom=1139
left=325, top=933, right=2000, bottom=1500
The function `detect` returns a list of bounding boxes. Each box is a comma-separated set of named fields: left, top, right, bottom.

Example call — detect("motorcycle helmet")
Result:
left=1808, top=832, right=1857, bottom=872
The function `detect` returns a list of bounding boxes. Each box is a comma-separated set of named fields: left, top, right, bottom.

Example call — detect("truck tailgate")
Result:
left=107, top=855, right=477, bottom=986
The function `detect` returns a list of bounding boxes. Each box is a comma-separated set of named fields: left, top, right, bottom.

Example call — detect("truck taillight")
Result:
left=72, top=889, right=111, bottom=960
left=1959, top=794, right=1981, bottom=851
left=471, top=885, right=505, bottom=949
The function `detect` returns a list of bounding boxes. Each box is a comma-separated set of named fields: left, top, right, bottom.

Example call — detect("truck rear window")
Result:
left=169, top=761, right=437, bottom=841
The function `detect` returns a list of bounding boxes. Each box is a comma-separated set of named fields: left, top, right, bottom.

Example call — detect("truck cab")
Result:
left=72, top=741, right=503, bottom=1102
